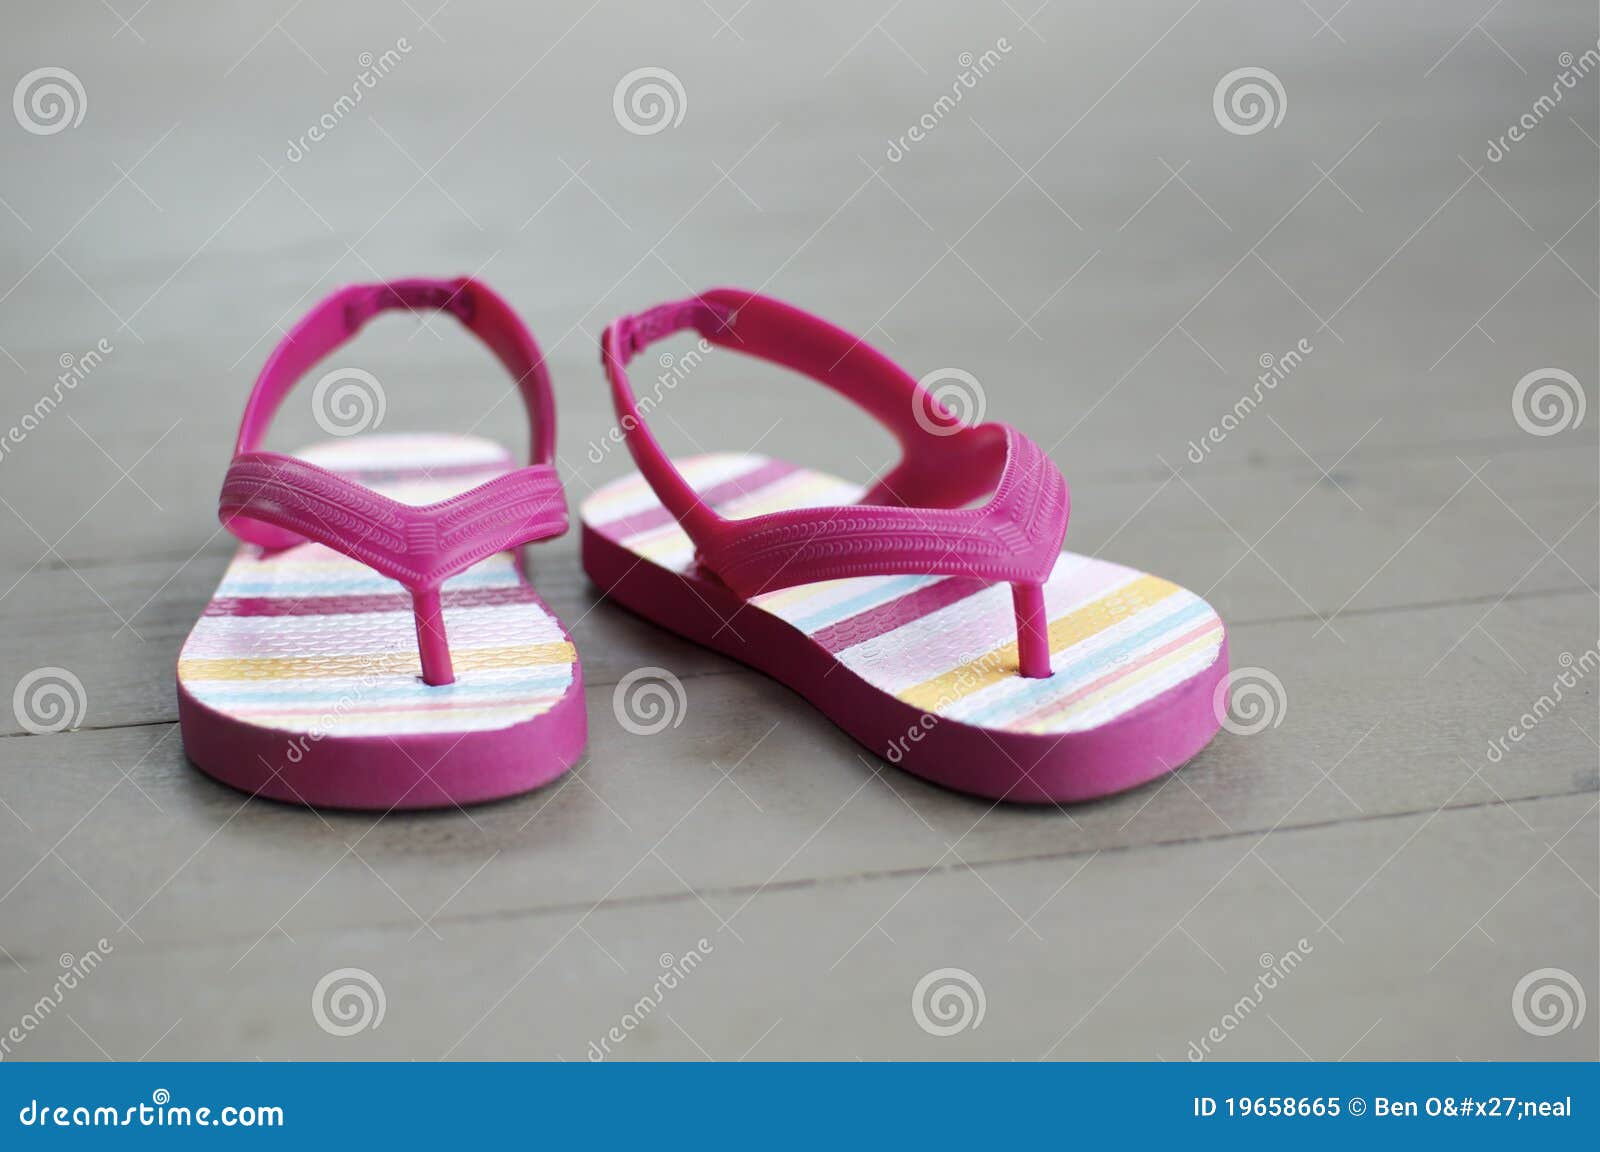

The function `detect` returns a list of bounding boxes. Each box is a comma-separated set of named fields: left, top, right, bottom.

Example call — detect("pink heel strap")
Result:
left=219, top=277, right=568, bottom=687
left=600, top=289, right=1070, bottom=679
left=236, top=276, right=558, bottom=465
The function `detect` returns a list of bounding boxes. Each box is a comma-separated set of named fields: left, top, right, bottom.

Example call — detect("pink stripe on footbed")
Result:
left=810, top=576, right=986, bottom=653
left=204, top=584, right=543, bottom=618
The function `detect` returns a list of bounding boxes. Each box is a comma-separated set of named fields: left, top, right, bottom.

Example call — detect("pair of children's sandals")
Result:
left=176, top=278, right=1229, bottom=810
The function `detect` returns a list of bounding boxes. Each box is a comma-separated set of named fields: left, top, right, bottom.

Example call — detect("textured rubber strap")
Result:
left=600, top=289, right=1070, bottom=677
left=703, top=424, right=1067, bottom=594
left=220, top=455, right=569, bottom=588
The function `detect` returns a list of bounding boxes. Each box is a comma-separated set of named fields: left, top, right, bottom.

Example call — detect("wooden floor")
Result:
left=1, top=2, right=1595, bottom=1060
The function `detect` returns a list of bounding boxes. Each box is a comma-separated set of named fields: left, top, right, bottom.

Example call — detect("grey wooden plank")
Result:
left=0, top=0, right=1595, bottom=1065
left=0, top=591, right=1592, bottom=958
left=1, top=791, right=1590, bottom=1060
left=2, top=441, right=1594, bottom=735
left=3, top=353, right=1596, bottom=580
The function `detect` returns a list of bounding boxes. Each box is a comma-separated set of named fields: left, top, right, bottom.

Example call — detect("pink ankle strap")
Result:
left=600, top=289, right=1069, bottom=678
left=220, top=277, right=568, bottom=686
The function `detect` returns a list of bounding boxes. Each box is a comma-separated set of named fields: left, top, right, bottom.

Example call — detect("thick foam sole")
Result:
left=583, top=523, right=1228, bottom=804
left=177, top=668, right=586, bottom=810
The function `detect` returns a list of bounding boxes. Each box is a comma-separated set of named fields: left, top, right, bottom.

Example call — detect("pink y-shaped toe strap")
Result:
left=601, top=289, right=1069, bottom=678
left=220, top=278, right=568, bottom=686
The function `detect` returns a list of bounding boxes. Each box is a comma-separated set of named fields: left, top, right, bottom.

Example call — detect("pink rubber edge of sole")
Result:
left=177, top=660, right=586, bottom=811
left=583, top=524, right=1228, bottom=804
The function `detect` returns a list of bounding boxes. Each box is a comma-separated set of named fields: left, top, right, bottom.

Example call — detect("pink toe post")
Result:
left=601, top=289, right=1071, bottom=679
left=219, top=277, right=568, bottom=687
left=1012, top=582, right=1050, bottom=678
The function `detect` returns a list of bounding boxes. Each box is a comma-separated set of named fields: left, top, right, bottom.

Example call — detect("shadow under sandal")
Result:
left=177, top=277, right=585, bottom=810
left=582, top=289, right=1229, bottom=803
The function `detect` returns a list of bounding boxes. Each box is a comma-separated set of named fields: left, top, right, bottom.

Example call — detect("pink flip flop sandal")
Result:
left=177, top=278, right=585, bottom=809
left=582, top=290, right=1229, bottom=803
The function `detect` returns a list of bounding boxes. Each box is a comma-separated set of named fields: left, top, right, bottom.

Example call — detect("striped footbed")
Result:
left=582, top=453, right=1225, bottom=737
left=178, top=434, right=576, bottom=738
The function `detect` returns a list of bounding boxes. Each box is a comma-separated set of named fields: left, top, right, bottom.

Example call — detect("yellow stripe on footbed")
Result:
left=1017, top=624, right=1226, bottom=734
left=896, top=574, right=1182, bottom=712
left=178, top=641, right=576, bottom=682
